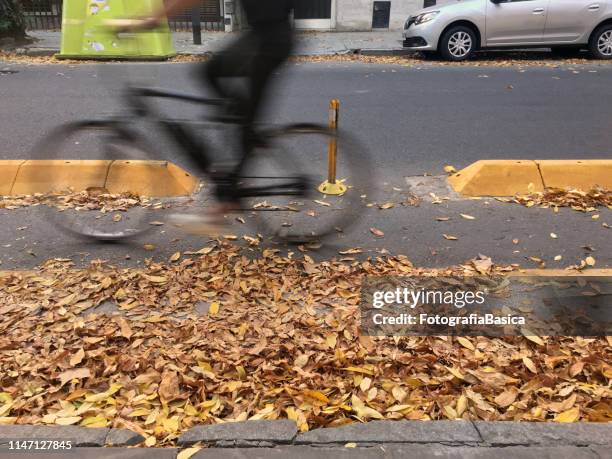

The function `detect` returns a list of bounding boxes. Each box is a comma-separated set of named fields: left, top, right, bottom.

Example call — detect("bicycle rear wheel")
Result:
left=238, top=124, right=372, bottom=243
left=30, top=121, right=163, bottom=241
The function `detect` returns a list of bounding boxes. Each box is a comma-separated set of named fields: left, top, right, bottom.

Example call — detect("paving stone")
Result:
left=474, top=421, right=612, bottom=446
left=590, top=445, right=612, bottom=459
left=178, top=420, right=298, bottom=446
left=0, top=426, right=108, bottom=447
left=387, top=445, right=599, bottom=459
left=105, top=428, right=145, bottom=446
left=193, top=446, right=386, bottom=459
left=295, top=420, right=481, bottom=445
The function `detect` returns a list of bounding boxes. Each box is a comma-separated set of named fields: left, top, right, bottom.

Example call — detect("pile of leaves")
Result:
left=501, top=187, right=612, bottom=212
left=1, top=245, right=610, bottom=447
left=0, top=189, right=152, bottom=213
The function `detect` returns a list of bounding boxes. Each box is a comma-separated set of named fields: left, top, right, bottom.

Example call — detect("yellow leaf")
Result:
left=80, top=415, right=108, bottom=427
left=303, top=390, right=329, bottom=404
left=84, top=384, right=121, bottom=403
left=386, top=404, right=412, bottom=412
left=0, top=402, right=13, bottom=417
left=443, top=405, right=458, bottom=419
left=444, top=165, right=457, bottom=174
left=178, top=448, right=202, bottom=459
left=521, top=329, right=545, bottom=346
left=249, top=403, right=275, bottom=420
left=360, top=377, right=372, bottom=392
left=456, top=395, right=468, bottom=416
left=209, top=302, right=220, bottom=315
left=345, top=443, right=357, bottom=448
left=294, top=354, right=309, bottom=368
left=55, top=416, right=81, bottom=425
left=170, top=252, right=181, bottom=262
left=460, top=214, right=475, bottom=220
left=325, top=334, right=337, bottom=349
left=523, top=357, right=537, bottom=373
left=144, top=436, right=156, bottom=447
left=70, top=348, right=85, bottom=367
left=446, top=366, right=465, bottom=380
left=142, top=274, right=167, bottom=283
left=457, top=337, right=475, bottom=351
left=443, top=234, right=458, bottom=241
left=554, top=407, right=580, bottom=423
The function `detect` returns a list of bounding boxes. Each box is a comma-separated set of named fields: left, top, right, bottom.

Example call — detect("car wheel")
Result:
left=589, top=24, right=612, bottom=59
left=439, top=26, right=477, bottom=61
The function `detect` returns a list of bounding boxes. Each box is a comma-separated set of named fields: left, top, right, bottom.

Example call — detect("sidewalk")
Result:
left=4, top=30, right=406, bottom=56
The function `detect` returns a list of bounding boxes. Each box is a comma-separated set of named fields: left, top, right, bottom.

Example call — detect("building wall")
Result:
left=335, top=0, right=422, bottom=31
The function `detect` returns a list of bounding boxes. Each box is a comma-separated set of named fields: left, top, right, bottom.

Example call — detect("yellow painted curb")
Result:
left=0, top=160, right=25, bottom=195
left=448, top=159, right=612, bottom=197
left=105, top=160, right=198, bottom=197
left=0, top=160, right=199, bottom=197
left=448, top=160, right=544, bottom=197
left=11, top=160, right=111, bottom=195
left=537, top=160, right=612, bottom=190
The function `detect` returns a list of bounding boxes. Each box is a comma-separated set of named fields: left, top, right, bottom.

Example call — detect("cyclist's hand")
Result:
left=103, top=17, right=161, bottom=33
left=134, top=16, right=162, bottom=30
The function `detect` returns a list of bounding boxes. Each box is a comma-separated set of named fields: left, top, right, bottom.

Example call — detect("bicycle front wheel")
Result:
left=238, top=124, right=373, bottom=244
left=29, top=121, right=163, bottom=241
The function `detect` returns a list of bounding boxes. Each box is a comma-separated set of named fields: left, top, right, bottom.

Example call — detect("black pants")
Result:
left=198, top=23, right=293, bottom=202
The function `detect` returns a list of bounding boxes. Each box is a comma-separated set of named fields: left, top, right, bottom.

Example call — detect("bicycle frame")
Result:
left=118, top=85, right=307, bottom=200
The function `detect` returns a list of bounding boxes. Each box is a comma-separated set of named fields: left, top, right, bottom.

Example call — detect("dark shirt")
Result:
left=241, top=0, right=294, bottom=25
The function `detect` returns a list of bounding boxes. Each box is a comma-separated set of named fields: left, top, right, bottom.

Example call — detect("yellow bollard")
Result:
left=318, top=100, right=348, bottom=195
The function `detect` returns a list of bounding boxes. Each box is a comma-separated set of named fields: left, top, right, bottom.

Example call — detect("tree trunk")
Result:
left=0, top=0, right=27, bottom=41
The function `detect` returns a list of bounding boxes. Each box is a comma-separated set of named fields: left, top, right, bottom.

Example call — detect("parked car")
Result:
left=403, top=0, right=612, bottom=61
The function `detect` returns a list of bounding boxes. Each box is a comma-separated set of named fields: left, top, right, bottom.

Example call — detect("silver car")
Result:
left=403, top=0, right=612, bottom=60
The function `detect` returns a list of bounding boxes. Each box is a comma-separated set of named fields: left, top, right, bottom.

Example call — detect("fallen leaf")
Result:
left=370, top=227, right=384, bottom=238
left=57, top=368, right=91, bottom=387
left=554, top=407, right=580, bottom=423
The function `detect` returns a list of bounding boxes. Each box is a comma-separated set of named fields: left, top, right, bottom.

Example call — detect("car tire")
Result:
left=439, top=26, right=477, bottom=61
left=589, top=24, right=612, bottom=59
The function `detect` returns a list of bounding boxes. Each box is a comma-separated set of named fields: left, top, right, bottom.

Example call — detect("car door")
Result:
left=542, top=0, right=608, bottom=43
left=486, top=0, right=550, bottom=45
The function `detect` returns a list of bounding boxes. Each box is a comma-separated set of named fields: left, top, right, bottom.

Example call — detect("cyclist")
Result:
left=135, top=0, right=295, bottom=232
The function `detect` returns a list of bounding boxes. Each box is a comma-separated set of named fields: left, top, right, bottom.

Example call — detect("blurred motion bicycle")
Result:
left=32, top=22, right=372, bottom=244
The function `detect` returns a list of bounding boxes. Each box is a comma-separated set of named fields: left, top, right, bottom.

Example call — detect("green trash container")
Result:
left=58, top=0, right=176, bottom=60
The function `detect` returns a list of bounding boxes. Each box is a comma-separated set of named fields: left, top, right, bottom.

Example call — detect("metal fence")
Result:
left=22, top=0, right=224, bottom=32
left=23, top=0, right=62, bottom=30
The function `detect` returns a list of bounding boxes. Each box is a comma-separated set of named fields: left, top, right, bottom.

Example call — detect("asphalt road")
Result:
left=0, top=60, right=610, bottom=269
left=1, top=60, right=612, bottom=174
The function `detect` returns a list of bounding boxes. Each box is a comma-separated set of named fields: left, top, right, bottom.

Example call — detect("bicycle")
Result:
left=32, top=65, right=372, bottom=244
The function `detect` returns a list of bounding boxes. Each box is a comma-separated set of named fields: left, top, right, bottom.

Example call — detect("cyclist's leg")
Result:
left=199, top=32, right=255, bottom=119
left=231, top=27, right=293, bottom=188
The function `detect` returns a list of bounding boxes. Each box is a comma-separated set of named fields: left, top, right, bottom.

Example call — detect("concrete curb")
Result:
left=448, top=160, right=612, bottom=197
left=0, top=426, right=144, bottom=447
left=0, top=159, right=198, bottom=197
left=174, top=420, right=612, bottom=448
left=1, top=420, right=611, bottom=452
